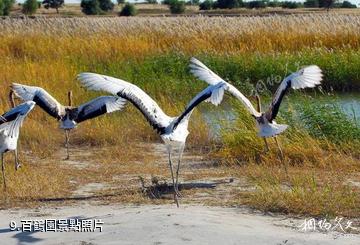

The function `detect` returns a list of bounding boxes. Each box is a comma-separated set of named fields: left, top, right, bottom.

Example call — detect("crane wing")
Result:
left=173, top=82, right=226, bottom=129
left=265, top=65, right=322, bottom=122
left=75, top=96, right=126, bottom=123
left=0, top=101, right=35, bottom=138
left=189, top=57, right=261, bottom=117
left=78, top=73, right=172, bottom=134
left=11, top=83, right=65, bottom=120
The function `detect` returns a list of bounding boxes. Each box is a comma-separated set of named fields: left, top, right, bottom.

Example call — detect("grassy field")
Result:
left=0, top=15, right=359, bottom=219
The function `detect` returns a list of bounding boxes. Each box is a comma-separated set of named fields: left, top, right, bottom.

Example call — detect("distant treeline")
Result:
left=193, top=0, right=358, bottom=10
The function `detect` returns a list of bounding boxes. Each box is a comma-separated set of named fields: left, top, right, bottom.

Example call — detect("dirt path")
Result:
left=1, top=204, right=359, bottom=245
left=1, top=143, right=359, bottom=244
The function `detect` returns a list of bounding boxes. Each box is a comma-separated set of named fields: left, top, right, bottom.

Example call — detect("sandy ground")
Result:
left=0, top=204, right=359, bottom=245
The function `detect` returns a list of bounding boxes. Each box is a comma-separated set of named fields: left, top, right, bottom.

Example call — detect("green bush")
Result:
left=22, top=0, right=38, bottom=15
left=99, top=0, right=114, bottom=12
left=0, top=0, right=4, bottom=16
left=300, top=102, right=360, bottom=143
left=42, top=0, right=64, bottom=13
left=186, top=0, right=199, bottom=5
left=169, top=0, right=186, bottom=14
left=268, top=1, right=281, bottom=7
left=119, top=2, right=137, bottom=16
left=318, top=0, right=335, bottom=9
left=304, top=0, right=319, bottom=7
left=81, top=0, right=101, bottom=15
left=246, top=1, right=266, bottom=8
left=199, top=0, right=213, bottom=9
left=117, top=0, right=125, bottom=4
left=282, top=1, right=302, bottom=8
left=0, top=0, right=15, bottom=15
left=216, top=0, right=241, bottom=9
left=341, top=0, right=357, bottom=8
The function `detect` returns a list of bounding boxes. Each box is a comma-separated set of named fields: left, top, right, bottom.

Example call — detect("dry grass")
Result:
left=1, top=15, right=360, bottom=54
left=236, top=158, right=360, bottom=218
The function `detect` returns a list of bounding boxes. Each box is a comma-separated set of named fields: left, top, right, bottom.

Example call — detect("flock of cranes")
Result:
left=0, top=58, right=322, bottom=207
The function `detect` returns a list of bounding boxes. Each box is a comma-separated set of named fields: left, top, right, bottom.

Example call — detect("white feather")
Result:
left=208, top=82, right=225, bottom=106
left=189, top=57, right=261, bottom=117
left=78, top=73, right=173, bottom=129
left=0, top=101, right=35, bottom=139
left=12, top=83, right=62, bottom=106
left=106, top=97, right=126, bottom=113
left=189, top=57, right=224, bottom=85
left=11, top=83, right=65, bottom=117
left=77, top=96, right=126, bottom=115
left=272, top=65, right=322, bottom=107
left=289, top=65, right=322, bottom=89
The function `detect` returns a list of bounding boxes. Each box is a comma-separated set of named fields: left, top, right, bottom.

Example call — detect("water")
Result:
left=200, top=93, right=360, bottom=136
left=334, top=94, right=360, bottom=124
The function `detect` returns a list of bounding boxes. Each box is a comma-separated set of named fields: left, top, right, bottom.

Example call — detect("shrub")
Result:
left=119, top=2, right=137, bottom=16
left=169, top=0, right=186, bottom=13
left=0, top=0, right=15, bottom=15
left=282, top=1, right=301, bottom=8
left=318, top=0, right=335, bottom=9
left=216, top=0, right=241, bottom=9
left=81, top=0, right=101, bottom=15
left=0, top=0, right=4, bottom=16
left=186, top=0, right=199, bottom=5
left=42, top=0, right=64, bottom=13
left=304, top=0, right=319, bottom=7
left=267, top=1, right=281, bottom=7
left=147, top=0, right=157, bottom=3
left=300, top=103, right=360, bottom=143
left=341, top=0, right=356, bottom=8
left=117, top=0, right=125, bottom=4
left=99, top=0, right=114, bottom=12
left=247, top=0, right=266, bottom=8
left=22, top=0, right=38, bottom=14
left=199, top=0, right=213, bottom=9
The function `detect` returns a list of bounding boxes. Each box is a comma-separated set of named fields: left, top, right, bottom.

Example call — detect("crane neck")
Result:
left=68, top=91, right=73, bottom=107
left=256, top=95, right=262, bottom=113
left=9, top=90, right=15, bottom=108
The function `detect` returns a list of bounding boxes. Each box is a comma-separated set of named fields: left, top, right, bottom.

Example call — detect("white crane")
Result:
left=189, top=57, right=322, bottom=155
left=0, top=101, right=35, bottom=190
left=77, top=72, right=226, bottom=207
left=11, top=83, right=126, bottom=159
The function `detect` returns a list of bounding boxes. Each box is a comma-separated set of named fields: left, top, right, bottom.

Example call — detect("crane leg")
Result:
left=263, top=137, right=270, bottom=153
left=14, top=149, right=21, bottom=170
left=175, top=144, right=185, bottom=198
left=167, top=147, right=179, bottom=208
left=1, top=153, right=6, bottom=191
left=274, top=136, right=288, bottom=175
left=65, top=130, right=70, bottom=160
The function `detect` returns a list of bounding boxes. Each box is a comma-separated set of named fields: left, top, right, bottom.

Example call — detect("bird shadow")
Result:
left=0, top=225, right=42, bottom=245
left=30, top=178, right=232, bottom=203
left=0, top=215, right=94, bottom=245
left=139, top=177, right=233, bottom=199
left=34, top=193, right=125, bottom=202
